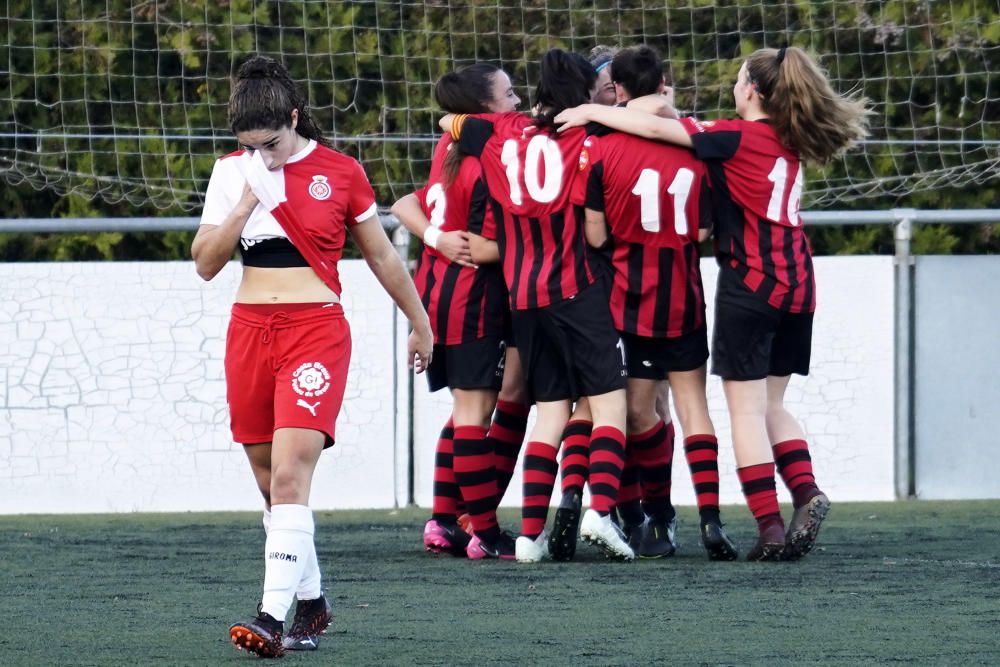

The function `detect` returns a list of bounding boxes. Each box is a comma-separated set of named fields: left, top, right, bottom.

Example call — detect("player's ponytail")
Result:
left=228, top=55, right=332, bottom=149
left=746, top=46, right=869, bottom=165
left=434, top=63, right=505, bottom=184
left=534, top=49, right=597, bottom=129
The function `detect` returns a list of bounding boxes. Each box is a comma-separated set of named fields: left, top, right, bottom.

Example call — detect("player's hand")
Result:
left=554, top=104, right=594, bottom=132
left=436, top=230, right=476, bottom=267
left=237, top=182, right=259, bottom=213
left=409, top=324, right=434, bottom=374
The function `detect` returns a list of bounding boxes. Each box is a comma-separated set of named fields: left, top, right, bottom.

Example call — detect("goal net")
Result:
left=2, top=0, right=998, bottom=213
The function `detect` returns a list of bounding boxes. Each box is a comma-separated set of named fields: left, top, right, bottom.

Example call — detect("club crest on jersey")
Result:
left=308, top=175, right=332, bottom=201
left=578, top=148, right=590, bottom=171
left=292, top=361, right=331, bottom=397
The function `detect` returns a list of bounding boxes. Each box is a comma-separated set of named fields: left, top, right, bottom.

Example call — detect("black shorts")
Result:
left=711, top=298, right=813, bottom=381
left=621, top=327, right=709, bottom=381
left=426, top=337, right=506, bottom=393
left=512, top=280, right=627, bottom=402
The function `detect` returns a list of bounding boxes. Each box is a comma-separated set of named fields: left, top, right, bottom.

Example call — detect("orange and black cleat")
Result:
left=229, top=607, right=285, bottom=658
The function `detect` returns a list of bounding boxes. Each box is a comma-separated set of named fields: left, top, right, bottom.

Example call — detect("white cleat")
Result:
left=579, top=509, right=635, bottom=561
left=515, top=532, right=550, bottom=563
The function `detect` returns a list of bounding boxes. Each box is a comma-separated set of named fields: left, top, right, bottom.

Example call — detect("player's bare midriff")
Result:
left=236, top=266, right=340, bottom=304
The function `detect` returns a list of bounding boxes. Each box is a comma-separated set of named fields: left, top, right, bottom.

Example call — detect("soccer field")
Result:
left=4, top=501, right=999, bottom=665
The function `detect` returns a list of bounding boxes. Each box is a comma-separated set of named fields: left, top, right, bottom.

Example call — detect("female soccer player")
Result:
left=442, top=49, right=634, bottom=563
left=192, top=55, right=432, bottom=656
left=556, top=46, right=869, bottom=560
left=582, top=45, right=738, bottom=561
left=392, top=64, right=530, bottom=560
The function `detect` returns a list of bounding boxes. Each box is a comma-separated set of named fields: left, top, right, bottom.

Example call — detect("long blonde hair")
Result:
left=746, top=46, right=870, bottom=165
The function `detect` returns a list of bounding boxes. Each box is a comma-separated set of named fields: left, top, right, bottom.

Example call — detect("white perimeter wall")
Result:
left=415, top=256, right=897, bottom=507
left=1, top=256, right=894, bottom=514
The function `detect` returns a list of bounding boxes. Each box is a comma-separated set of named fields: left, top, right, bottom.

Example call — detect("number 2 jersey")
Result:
left=411, top=135, right=506, bottom=345
left=456, top=112, right=594, bottom=311
left=680, top=117, right=816, bottom=313
left=580, top=126, right=711, bottom=339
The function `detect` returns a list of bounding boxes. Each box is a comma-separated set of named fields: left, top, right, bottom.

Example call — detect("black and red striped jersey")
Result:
left=412, top=134, right=506, bottom=345
left=580, top=127, right=710, bottom=338
left=680, top=117, right=816, bottom=313
left=456, top=112, right=593, bottom=310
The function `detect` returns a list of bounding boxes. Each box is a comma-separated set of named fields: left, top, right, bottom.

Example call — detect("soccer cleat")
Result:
left=579, top=509, right=635, bottom=562
left=282, top=594, right=333, bottom=651
left=622, top=519, right=646, bottom=553
left=229, top=607, right=285, bottom=658
left=423, top=519, right=471, bottom=557
left=746, top=519, right=787, bottom=562
left=548, top=489, right=583, bottom=561
left=515, top=532, right=550, bottom=563
left=638, top=516, right=678, bottom=559
left=784, top=493, right=831, bottom=560
left=700, top=520, right=739, bottom=561
left=466, top=531, right=516, bottom=560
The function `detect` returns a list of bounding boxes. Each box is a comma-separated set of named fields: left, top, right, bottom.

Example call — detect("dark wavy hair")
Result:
left=534, top=49, right=597, bottom=129
left=227, top=55, right=332, bottom=149
left=434, top=63, right=506, bottom=183
left=611, top=45, right=664, bottom=100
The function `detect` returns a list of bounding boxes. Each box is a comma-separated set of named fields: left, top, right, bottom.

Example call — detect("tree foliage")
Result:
left=1, top=0, right=998, bottom=259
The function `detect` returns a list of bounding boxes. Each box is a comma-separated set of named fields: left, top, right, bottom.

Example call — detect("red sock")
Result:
left=431, top=418, right=463, bottom=521
left=772, top=439, right=821, bottom=508
left=488, top=400, right=529, bottom=504
left=630, top=421, right=672, bottom=515
left=521, top=441, right=559, bottom=539
left=737, top=462, right=783, bottom=531
left=453, top=425, right=498, bottom=535
left=684, top=434, right=721, bottom=521
left=559, top=420, right=592, bottom=493
left=588, top=426, right=626, bottom=514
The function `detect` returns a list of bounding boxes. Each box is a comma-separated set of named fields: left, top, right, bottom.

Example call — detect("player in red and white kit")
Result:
left=443, top=49, right=634, bottom=562
left=392, top=64, right=530, bottom=561
left=557, top=46, right=869, bottom=560
left=580, top=45, right=739, bottom=561
left=193, top=56, right=431, bottom=657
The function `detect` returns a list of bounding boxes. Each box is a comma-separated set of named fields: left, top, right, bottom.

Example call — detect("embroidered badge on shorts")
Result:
left=292, top=361, right=331, bottom=397
left=308, top=175, right=331, bottom=201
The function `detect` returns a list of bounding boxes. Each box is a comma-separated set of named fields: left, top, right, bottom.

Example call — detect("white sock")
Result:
left=296, top=540, right=323, bottom=601
left=260, top=504, right=314, bottom=622
left=263, top=508, right=272, bottom=534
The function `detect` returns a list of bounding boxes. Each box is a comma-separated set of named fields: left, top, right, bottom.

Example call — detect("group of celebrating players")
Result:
left=200, top=39, right=868, bottom=657
left=395, top=43, right=869, bottom=565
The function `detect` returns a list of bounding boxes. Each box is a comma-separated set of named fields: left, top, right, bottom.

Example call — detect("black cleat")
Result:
left=282, top=594, right=333, bottom=651
left=638, top=516, right=678, bottom=559
left=783, top=493, right=831, bottom=560
left=622, top=519, right=645, bottom=553
left=549, top=489, right=582, bottom=561
left=701, top=520, right=738, bottom=561
left=230, top=606, right=285, bottom=658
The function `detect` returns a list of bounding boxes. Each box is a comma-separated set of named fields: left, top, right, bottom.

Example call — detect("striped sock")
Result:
left=559, top=419, right=592, bottom=493
left=632, top=421, right=674, bottom=521
left=588, top=426, right=627, bottom=514
left=521, top=441, right=559, bottom=539
left=772, top=438, right=821, bottom=508
left=737, top=462, right=783, bottom=531
left=488, top=400, right=529, bottom=504
left=684, top=434, right=721, bottom=523
left=431, top=418, right=463, bottom=522
left=453, top=425, right=499, bottom=537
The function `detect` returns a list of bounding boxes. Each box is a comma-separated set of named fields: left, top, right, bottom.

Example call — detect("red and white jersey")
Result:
left=680, top=117, right=815, bottom=313
left=200, top=140, right=377, bottom=297
left=458, top=112, right=593, bottom=310
left=580, top=127, right=710, bottom=338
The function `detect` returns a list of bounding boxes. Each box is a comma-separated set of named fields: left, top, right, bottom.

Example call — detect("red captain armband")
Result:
left=450, top=114, right=468, bottom=141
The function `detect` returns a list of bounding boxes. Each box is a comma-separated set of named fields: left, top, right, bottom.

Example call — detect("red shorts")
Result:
left=225, top=302, right=351, bottom=446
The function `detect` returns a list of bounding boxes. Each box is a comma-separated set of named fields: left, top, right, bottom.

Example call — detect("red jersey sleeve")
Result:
left=347, top=159, right=378, bottom=224
left=575, top=134, right=602, bottom=209
left=680, top=117, right=743, bottom=161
